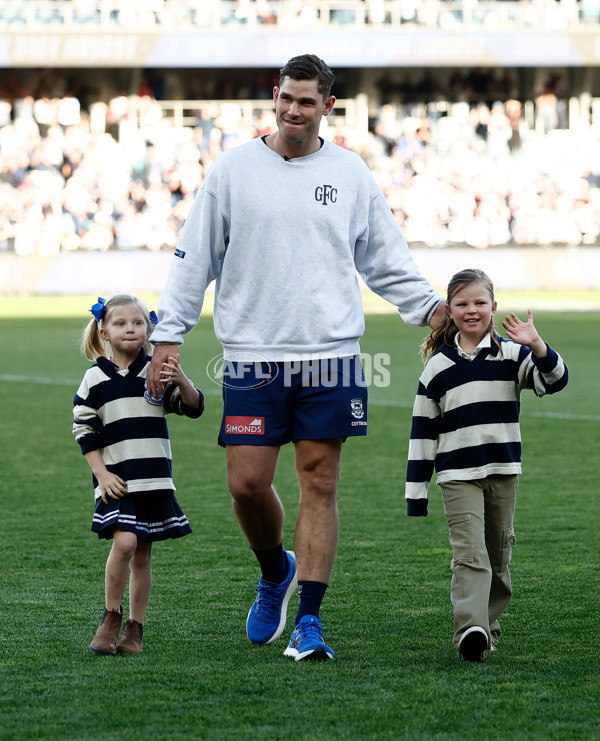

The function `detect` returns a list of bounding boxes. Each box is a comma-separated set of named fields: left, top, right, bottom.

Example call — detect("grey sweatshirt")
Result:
left=151, top=137, right=442, bottom=360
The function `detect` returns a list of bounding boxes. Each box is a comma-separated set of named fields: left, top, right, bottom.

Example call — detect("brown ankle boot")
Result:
left=116, top=619, right=144, bottom=654
left=89, top=607, right=122, bottom=655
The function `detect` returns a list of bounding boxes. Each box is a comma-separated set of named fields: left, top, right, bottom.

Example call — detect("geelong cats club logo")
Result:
left=315, top=185, right=337, bottom=205
left=350, top=398, right=364, bottom=419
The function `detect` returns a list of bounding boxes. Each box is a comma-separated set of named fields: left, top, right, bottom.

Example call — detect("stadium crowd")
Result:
left=1, top=73, right=600, bottom=255
left=0, top=0, right=592, bottom=29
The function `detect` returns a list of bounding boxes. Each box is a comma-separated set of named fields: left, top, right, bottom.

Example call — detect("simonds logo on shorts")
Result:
left=225, top=416, right=265, bottom=434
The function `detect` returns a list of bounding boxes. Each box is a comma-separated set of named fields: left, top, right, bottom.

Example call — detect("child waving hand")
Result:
left=406, top=269, right=568, bottom=662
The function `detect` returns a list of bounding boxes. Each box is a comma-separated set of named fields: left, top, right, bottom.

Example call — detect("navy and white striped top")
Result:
left=405, top=333, right=568, bottom=516
left=73, top=350, right=203, bottom=500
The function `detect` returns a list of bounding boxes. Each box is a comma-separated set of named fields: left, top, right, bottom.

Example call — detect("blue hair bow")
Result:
left=149, top=311, right=158, bottom=325
left=90, top=297, right=106, bottom=322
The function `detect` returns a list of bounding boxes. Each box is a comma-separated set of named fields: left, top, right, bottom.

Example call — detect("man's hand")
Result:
left=148, top=344, right=179, bottom=395
left=428, top=300, right=448, bottom=330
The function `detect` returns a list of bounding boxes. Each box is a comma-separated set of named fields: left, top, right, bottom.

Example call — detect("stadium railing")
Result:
left=143, top=97, right=364, bottom=132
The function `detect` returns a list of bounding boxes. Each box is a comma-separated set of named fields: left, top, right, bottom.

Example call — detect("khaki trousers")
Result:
left=440, top=475, right=518, bottom=650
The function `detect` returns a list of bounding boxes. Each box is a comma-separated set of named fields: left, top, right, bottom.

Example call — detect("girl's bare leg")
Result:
left=128, top=539, right=153, bottom=623
left=105, top=529, right=137, bottom=611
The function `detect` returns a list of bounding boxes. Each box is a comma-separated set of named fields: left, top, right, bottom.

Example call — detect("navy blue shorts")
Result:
left=218, top=356, right=368, bottom=446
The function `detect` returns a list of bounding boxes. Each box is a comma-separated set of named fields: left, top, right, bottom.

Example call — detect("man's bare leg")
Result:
left=281, top=438, right=342, bottom=661
left=227, top=444, right=282, bottom=549
left=227, top=444, right=297, bottom=645
left=293, top=438, right=342, bottom=584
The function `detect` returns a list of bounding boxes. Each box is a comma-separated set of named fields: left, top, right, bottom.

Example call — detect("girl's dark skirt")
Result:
left=91, top=489, right=192, bottom=542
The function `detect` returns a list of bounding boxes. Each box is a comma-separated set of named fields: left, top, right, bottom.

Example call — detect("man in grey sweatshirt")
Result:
left=148, top=53, right=445, bottom=661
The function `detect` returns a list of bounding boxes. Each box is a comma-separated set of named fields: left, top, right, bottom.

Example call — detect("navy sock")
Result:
left=251, top=543, right=287, bottom=584
left=296, top=581, right=328, bottom=624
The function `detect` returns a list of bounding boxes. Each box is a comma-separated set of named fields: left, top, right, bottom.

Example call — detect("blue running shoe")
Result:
left=283, top=615, right=335, bottom=661
left=246, top=550, right=297, bottom=645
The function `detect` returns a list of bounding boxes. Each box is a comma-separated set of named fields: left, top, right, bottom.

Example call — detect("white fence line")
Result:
left=1, top=247, right=598, bottom=298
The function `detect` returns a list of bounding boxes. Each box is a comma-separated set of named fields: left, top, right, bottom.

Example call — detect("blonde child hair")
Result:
left=81, top=294, right=155, bottom=361
left=420, top=268, right=499, bottom=363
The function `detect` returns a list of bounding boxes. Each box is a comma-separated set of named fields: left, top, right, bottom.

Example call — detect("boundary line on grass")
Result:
left=2, top=373, right=599, bottom=422
left=368, top=398, right=600, bottom=422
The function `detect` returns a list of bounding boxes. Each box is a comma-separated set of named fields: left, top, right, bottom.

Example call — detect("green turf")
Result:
left=0, top=309, right=598, bottom=740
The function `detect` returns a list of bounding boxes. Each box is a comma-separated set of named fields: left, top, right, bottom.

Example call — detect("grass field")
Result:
left=0, top=297, right=598, bottom=740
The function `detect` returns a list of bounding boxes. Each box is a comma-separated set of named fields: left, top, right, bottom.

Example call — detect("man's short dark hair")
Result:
left=279, top=54, right=335, bottom=99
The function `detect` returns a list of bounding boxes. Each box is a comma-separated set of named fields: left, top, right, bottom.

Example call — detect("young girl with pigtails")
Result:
left=73, top=294, right=204, bottom=655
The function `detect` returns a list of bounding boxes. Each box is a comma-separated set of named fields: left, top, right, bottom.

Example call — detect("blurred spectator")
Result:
left=194, top=105, right=219, bottom=156
left=535, top=83, right=559, bottom=134
left=0, top=0, right=594, bottom=30
left=1, top=69, right=600, bottom=257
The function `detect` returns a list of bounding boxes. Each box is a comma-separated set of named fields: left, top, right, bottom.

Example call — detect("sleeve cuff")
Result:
left=407, top=498, right=429, bottom=517
left=78, top=434, right=100, bottom=455
left=532, top=344, right=558, bottom=372
left=181, top=391, right=205, bottom=419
